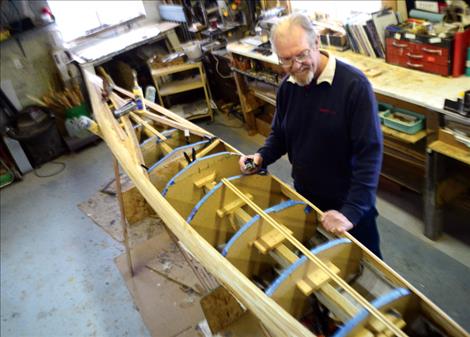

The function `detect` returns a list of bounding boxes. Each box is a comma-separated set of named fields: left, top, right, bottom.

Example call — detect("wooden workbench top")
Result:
left=329, top=49, right=469, bottom=114
left=227, top=41, right=469, bottom=115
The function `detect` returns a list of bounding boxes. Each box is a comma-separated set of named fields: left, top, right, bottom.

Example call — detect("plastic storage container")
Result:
left=378, top=103, right=393, bottom=124
left=382, top=108, right=425, bottom=134
left=65, top=103, right=89, bottom=119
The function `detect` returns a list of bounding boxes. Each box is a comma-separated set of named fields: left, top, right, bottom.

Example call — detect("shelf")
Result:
left=382, top=153, right=424, bottom=193
left=384, top=134, right=425, bottom=155
left=186, top=112, right=212, bottom=121
left=381, top=125, right=428, bottom=144
left=251, top=90, right=276, bottom=106
left=383, top=147, right=425, bottom=168
left=428, top=140, right=470, bottom=166
left=158, top=76, right=204, bottom=96
left=232, top=68, right=281, bottom=87
left=151, top=62, right=201, bottom=77
left=170, top=99, right=212, bottom=122
left=151, top=60, right=213, bottom=122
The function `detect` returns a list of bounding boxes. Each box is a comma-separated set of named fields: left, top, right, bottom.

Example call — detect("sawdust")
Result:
left=78, top=176, right=164, bottom=246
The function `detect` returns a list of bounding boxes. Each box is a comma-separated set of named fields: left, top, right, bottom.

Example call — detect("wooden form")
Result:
left=84, top=71, right=468, bottom=337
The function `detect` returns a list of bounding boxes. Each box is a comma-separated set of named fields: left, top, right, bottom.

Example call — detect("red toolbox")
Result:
left=385, top=27, right=454, bottom=76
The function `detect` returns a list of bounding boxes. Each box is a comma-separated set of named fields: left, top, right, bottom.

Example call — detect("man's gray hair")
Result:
left=270, top=13, right=317, bottom=53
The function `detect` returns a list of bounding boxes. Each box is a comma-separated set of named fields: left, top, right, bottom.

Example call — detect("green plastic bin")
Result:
left=378, top=102, right=393, bottom=124
left=66, top=104, right=89, bottom=119
left=382, top=108, right=425, bottom=135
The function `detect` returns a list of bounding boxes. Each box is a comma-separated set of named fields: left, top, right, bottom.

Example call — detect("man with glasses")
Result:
left=239, top=13, right=383, bottom=258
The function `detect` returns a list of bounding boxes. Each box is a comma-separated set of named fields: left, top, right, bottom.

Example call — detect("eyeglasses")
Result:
left=278, top=49, right=311, bottom=67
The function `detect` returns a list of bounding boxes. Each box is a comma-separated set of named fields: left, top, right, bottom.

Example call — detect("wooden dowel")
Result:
left=121, top=115, right=148, bottom=177
left=130, top=112, right=173, bottom=155
left=27, top=95, right=47, bottom=107
left=113, top=85, right=211, bottom=136
left=130, top=112, right=168, bottom=141
left=113, top=157, right=134, bottom=277
left=137, top=109, right=209, bottom=138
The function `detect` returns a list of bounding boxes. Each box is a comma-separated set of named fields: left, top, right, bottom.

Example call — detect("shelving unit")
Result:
left=377, top=93, right=434, bottom=194
left=151, top=62, right=213, bottom=121
left=425, top=129, right=470, bottom=239
left=381, top=125, right=428, bottom=144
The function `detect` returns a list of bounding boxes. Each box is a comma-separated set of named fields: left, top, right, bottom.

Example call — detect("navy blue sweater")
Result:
left=258, top=59, right=383, bottom=225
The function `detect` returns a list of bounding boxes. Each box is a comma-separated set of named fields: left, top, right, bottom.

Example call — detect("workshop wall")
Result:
left=142, top=1, right=162, bottom=24
left=0, top=0, right=162, bottom=110
left=0, top=29, right=58, bottom=109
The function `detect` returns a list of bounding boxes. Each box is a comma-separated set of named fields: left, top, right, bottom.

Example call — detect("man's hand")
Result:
left=321, top=210, right=353, bottom=235
left=239, top=153, right=263, bottom=174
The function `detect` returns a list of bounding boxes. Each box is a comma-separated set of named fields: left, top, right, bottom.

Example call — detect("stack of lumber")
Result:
left=28, top=86, right=84, bottom=113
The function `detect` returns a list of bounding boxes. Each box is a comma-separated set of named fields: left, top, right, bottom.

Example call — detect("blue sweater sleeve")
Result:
left=257, top=86, right=288, bottom=167
left=340, top=79, right=383, bottom=225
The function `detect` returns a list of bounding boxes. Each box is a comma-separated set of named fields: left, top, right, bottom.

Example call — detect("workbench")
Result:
left=70, top=21, right=180, bottom=74
left=227, top=40, right=470, bottom=239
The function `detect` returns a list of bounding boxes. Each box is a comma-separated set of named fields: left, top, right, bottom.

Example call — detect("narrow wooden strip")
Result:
left=130, top=112, right=173, bottom=154
left=85, top=76, right=127, bottom=141
left=196, top=139, right=221, bottom=159
left=27, top=95, right=47, bottom=106
left=130, top=112, right=168, bottom=141
left=271, top=245, right=298, bottom=266
left=232, top=208, right=253, bottom=227
left=113, top=157, right=134, bottom=276
left=113, top=85, right=211, bottom=136
left=121, top=115, right=148, bottom=177
left=136, top=109, right=210, bottom=138
left=110, top=91, right=128, bottom=107
left=368, top=312, right=406, bottom=334
left=320, top=283, right=359, bottom=318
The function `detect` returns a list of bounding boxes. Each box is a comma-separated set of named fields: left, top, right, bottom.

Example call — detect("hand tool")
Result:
left=113, top=101, right=138, bottom=119
left=244, top=157, right=258, bottom=171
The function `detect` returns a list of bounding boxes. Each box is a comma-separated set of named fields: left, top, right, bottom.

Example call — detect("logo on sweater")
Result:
left=319, top=107, right=336, bottom=115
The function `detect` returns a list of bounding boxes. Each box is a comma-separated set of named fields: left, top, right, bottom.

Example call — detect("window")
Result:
left=48, top=1, right=146, bottom=42
left=290, top=0, right=383, bottom=21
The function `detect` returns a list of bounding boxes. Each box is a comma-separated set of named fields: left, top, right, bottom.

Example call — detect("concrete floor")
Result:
left=1, top=114, right=469, bottom=336
left=1, top=143, right=150, bottom=337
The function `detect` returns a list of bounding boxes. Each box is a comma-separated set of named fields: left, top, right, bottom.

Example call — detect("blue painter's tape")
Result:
left=140, top=135, right=158, bottom=147
left=187, top=175, right=242, bottom=223
left=156, top=129, right=176, bottom=144
left=162, top=152, right=239, bottom=196
left=310, top=238, right=351, bottom=255
left=222, top=200, right=306, bottom=257
left=264, top=200, right=305, bottom=213
left=222, top=215, right=260, bottom=257
left=266, top=256, right=307, bottom=297
left=265, top=238, right=351, bottom=297
left=147, top=139, right=210, bottom=173
left=332, top=288, right=410, bottom=337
